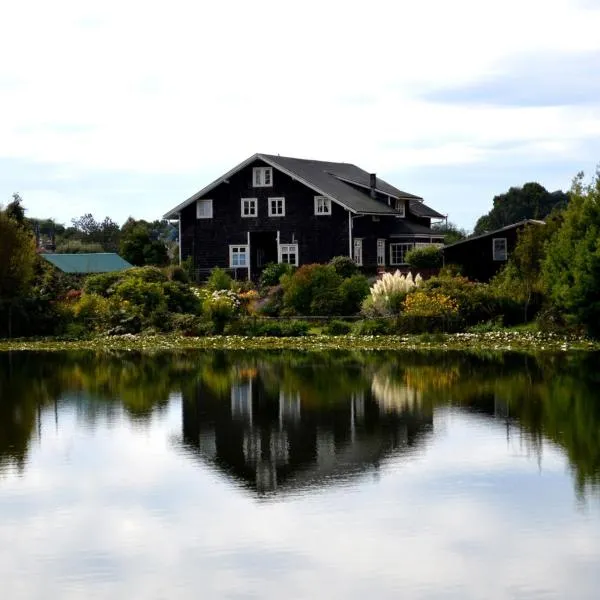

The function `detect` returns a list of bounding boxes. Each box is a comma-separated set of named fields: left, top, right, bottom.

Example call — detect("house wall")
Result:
left=443, top=226, right=523, bottom=281
left=180, top=158, right=350, bottom=277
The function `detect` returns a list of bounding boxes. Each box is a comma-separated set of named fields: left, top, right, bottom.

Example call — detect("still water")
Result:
left=1, top=349, right=599, bottom=599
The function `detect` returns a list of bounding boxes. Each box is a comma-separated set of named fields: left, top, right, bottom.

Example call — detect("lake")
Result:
left=1, top=349, right=599, bottom=599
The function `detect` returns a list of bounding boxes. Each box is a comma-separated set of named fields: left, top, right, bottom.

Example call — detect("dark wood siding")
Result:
left=180, top=159, right=350, bottom=277
left=443, top=225, right=533, bottom=281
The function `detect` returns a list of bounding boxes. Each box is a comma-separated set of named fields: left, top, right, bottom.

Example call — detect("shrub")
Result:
left=340, top=275, right=370, bottom=314
left=169, top=313, right=213, bottom=336
left=225, top=318, right=310, bottom=337
left=405, top=246, right=443, bottom=269
left=255, top=285, right=284, bottom=316
left=72, top=293, right=111, bottom=330
left=162, top=281, right=202, bottom=314
left=83, top=271, right=122, bottom=296
left=259, top=262, right=294, bottom=287
left=323, top=320, right=353, bottom=335
left=206, top=267, right=233, bottom=291
left=281, top=264, right=344, bottom=316
left=166, top=265, right=189, bottom=283
left=112, top=279, right=168, bottom=319
left=402, top=290, right=458, bottom=318
left=363, top=271, right=422, bottom=316
left=329, top=256, right=359, bottom=279
left=202, top=290, right=240, bottom=333
left=126, top=266, right=168, bottom=283
left=352, top=319, right=389, bottom=335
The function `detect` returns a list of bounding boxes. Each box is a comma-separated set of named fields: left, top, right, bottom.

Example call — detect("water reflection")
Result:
left=1, top=349, right=600, bottom=499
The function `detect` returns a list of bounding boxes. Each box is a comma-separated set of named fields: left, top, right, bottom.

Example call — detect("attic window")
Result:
left=493, top=238, right=507, bottom=261
left=394, top=199, right=405, bottom=217
left=196, top=199, right=213, bottom=219
left=253, top=167, right=272, bottom=187
left=314, top=196, right=331, bottom=215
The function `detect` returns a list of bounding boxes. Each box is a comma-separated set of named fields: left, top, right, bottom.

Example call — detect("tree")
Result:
left=431, top=221, right=468, bottom=245
left=70, top=214, right=121, bottom=252
left=5, top=193, right=26, bottom=226
left=0, top=208, right=37, bottom=337
left=474, top=183, right=569, bottom=235
left=119, top=221, right=169, bottom=266
left=542, top=170, right=600, bottom=337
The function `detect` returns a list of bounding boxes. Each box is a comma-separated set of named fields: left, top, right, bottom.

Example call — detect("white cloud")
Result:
left=1, top=0, right=600, bottom=224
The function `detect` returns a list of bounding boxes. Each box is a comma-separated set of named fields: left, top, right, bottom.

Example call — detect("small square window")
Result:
left=241, top=198, right=257, bottom=218
left=269, top=197, right=285, bottom=217
left=230, top=245, right=249, bottom=268
left=196, top=199, right=213, bottom=219
left=314, top=196, right=331, bottom=215
left=253, top=167, right=273, bottom=187
left=279, top=243, right=298, bottom=266
left=493, top=238, right=507, bottom=261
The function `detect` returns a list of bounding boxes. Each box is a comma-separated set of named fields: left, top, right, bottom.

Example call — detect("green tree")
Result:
left=70, top=214, right=121, bottom=251
left=542, top=170, right=600, bottom=337
left=0, top=208, right=37, bottom=337
left=474, top=182, right=568, bottom=235
left=431, top=221, right=468, bottom=245
left=119, top=223, right=169, bottom=266
left=5, top=193, right=26, bottom=225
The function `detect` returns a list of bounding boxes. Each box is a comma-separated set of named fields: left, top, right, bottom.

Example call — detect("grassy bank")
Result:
left=0, top=331, right=598, bottom=354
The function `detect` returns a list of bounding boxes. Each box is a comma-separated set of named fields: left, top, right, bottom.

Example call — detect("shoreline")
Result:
left=0, top=332, right=598, bottom=354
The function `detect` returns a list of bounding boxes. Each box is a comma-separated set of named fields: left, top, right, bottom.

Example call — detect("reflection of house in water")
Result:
left=182, top=374, right=433, bottom=497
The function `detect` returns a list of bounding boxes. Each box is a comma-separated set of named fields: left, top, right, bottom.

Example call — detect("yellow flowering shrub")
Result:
left=402, top=290, right=459, bottom=317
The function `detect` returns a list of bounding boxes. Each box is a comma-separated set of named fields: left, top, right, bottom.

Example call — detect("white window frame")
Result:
left=395, top=199, right=405, bottom=217
left=229, top=245, right=249, bottom=268
left=314, top=196, right=332, bottom=215
left=493, top=237, right=508, bottom=261
left=353, top=238, right=363, bottom=266
left=278, top=243, right=298, bottom=266
left=268, top=197, right=285, bottom=217
left=196, top=199, right=213, bottom=219
left=241, top=198, right=257, bottom=218
left=253, top=166, right=273, bottom=187
left=389, top=242, right=414, bottom=265
left=377, top=239, right=386, bottom=266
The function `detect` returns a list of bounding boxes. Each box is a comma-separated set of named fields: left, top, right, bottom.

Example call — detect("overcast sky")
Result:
left=2, top=0, right=600, bottom=230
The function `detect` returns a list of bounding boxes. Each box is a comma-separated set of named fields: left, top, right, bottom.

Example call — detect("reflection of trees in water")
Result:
left=0, top=351, right=203, bottom=472
left=2, top=349, right=600, bottom=498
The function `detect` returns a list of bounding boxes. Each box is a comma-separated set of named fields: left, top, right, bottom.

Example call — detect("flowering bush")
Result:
left=239, top=290, right=260, bottom=315
left=362, top=271, right=423, bottom=316
left=402, top=290, right=458, bottom=317
left=202, top=290, right=241, bottom=332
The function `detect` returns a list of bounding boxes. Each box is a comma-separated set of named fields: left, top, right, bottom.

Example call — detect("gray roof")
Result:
left=443, top=219, right=545, bottom=249
left=163, top=153, right=445, bottom=219
left=42, top=253, right=132, bottom=274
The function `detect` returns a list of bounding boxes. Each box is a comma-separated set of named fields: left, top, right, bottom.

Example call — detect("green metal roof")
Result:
left=41, top=253, right=133, bottom=274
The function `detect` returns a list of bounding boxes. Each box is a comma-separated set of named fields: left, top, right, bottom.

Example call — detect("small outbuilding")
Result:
left=443, top=220, right=545, bottom=282
left=41, top=253, right=132, bottom=274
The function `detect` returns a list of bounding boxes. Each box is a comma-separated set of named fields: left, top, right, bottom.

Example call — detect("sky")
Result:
left=1, top=0, right=600, bottom=231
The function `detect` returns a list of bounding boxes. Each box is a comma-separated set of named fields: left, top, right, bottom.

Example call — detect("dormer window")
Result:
left=253, top=167, right=272, bottom=187
left=394, top=198, right=405, bottom=217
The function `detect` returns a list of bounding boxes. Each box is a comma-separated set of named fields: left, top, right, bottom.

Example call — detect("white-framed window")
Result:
left=268, top=197, right=285, bottom=217
left=279, top=243, right=298, bottom=266
left=389, top=242, right=414, bottom=265
left=377, top=239, right=386, bottom=266
left=229, top=245, right=249, bottom=268
left=196, top=199, right=213, bottom=219
left=493, top=237, right=508, bottom=261
left=394, top=199, right=406, bottom=217
left=353, top=238, right=363, bottom=266
left=253, top=166, right=272, bottom=187
left=314, top=196, right=332, bottom=215
left=241, top=198, right=257, bottom=218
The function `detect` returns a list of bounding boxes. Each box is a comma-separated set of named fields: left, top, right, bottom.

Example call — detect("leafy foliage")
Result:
left=259, top=262, right=295, bottom=287
left=329, top=256, right=359, bottom=279
left=206, top=267, right=233, bottom=292
left=542, top=171, right=600, bottom=337
left=405, top=246, right=443, bottom=269
left=474, top=182, right=568, bottom=235
left=281, top=264, right=344, bottom=316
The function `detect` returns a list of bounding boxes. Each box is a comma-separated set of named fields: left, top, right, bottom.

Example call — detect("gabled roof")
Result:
left=42, top=253, right=132, bottom=274
left=443, top=220, right=546, bottom=249
left=163, top=153, right=444, bottom=219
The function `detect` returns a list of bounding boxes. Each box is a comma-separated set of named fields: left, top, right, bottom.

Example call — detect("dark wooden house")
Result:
left=163, top=153, right=445, bottom=279
left=443, top=220, right=545, bottom=282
